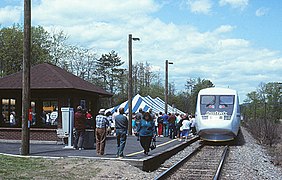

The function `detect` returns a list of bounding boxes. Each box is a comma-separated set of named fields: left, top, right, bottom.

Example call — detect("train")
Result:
left=195, top=87, right=241, bottom=142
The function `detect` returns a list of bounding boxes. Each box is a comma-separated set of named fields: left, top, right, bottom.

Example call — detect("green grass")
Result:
left=0, top=155, right=101, bottom=179
left=0, top=155, right=49, bottom=179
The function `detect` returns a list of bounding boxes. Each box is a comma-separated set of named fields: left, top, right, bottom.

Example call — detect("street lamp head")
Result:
left=169, top=62, right=173, bottom=64
left=132, top=37, right=140, bottom=41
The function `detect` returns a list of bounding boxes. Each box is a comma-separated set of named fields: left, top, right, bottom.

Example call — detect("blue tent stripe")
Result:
left=124, top=102, right=129, bottom=113
left=132, top=97, right=143, bottom=113
left=145, top=96, right=164, bottom=112
left=143, top=105, right=150, bottom=112
left=111, top=105, right=120, bottom=113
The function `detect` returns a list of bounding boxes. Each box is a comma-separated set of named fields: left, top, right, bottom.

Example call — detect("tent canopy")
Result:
left=106, top=94, right=185, bottom=115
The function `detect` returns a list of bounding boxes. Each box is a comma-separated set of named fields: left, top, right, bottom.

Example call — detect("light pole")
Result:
left=165, top=60, right=173, bottom=114
left=128, top=34, right=140, bottom=135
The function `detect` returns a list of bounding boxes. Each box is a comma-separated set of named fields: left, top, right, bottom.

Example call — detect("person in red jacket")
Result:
left=73, top=106, right=86, bottom=150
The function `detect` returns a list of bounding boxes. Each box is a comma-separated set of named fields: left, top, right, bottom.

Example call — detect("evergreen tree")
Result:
left=95, top=50, right=125, bottom=94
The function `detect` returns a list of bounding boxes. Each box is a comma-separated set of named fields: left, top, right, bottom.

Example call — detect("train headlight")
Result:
left=201, top=115, right=208, bottom=120
left=224, top=115, right=232, bottom=120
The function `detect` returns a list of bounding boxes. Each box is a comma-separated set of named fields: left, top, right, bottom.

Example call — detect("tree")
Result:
left=0, top=25, right=70, bottom=76
left=0, top=25, right=23, bottom=76
left=132, top=61, right=155, bottom=96
left=242, top=82, right=281, bottom=146
left=65, top=45, right=97, bottom=81
left=31, top=26, right=52, bottom=64
left=48, top=29, right=69, bottom=67
left=93, top=51, right=125, bottom=106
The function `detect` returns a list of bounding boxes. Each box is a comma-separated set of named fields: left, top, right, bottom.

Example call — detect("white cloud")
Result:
left=219, top=0, right=248, bottom=10
left=0, top=6, right=22, bottom=24
left=32, top=0, right=159, bottom=26
left=1, top=0, right=281, bottom=103
left=187, top=0, right=212, bottom=15
left=218, top=38, right=250, bottom=48
left=255, top=7, right=269, bottom=17
left=213, top=25, right=235, bottom=34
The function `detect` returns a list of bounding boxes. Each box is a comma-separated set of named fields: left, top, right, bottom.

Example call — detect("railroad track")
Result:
left=155, top=144, right=229, bottom=180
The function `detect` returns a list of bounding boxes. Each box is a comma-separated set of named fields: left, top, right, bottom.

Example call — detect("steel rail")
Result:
left=154, top=143, right=204, bottom=180
left=213, top=145, right=229, bottom=180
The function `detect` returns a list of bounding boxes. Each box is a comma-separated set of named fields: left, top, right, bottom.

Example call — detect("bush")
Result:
left=244, top=118, right=279, bottom=146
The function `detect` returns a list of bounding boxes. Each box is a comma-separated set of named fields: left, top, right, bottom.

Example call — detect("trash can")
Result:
left=83, top=129, right=95, bottom=149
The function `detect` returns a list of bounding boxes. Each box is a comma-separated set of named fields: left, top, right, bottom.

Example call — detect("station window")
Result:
left=42, top=100, right=58, bottom=126
left=1, top=99, right=16, bottom=127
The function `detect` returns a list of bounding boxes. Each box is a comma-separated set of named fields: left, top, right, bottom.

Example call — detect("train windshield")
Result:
left=219, top=95, right=234, bottom=105
left=201, top=95, right=215, bottom=105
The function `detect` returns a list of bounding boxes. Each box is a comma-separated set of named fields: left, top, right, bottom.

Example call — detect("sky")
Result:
left=0, top=0, right=281, bottom=103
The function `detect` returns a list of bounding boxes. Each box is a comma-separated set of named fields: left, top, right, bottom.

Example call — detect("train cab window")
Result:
left=219, top=95, right=234, bottom=105
left=201, top=95, right=215, bottom=108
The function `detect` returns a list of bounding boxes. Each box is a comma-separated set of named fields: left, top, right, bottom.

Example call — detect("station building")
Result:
left=0, top=63, right=112, bottom=141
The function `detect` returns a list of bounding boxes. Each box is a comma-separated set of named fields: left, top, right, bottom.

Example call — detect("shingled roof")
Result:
left=0, top=63, right=112, bottom=96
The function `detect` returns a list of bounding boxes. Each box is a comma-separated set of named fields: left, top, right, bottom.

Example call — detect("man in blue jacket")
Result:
left=115, top=107, right=128, bottom=158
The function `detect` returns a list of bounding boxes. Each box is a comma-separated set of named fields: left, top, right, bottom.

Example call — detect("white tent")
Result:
left=106, top=94, right=185, bottom=114
left=154, top=97, right=185, bottom=114
left=106, top=94, right=150, bottom=114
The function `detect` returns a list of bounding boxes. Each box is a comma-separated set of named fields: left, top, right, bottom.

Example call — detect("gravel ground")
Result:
left=222, top=127, right=282, bottom=180
left=93, top=127, right=282, bottom=180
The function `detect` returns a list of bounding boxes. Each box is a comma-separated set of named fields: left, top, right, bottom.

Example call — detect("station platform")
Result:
left=0, top=135, right=199, bottom=171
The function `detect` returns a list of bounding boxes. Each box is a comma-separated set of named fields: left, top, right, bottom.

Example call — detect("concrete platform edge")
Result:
left=140, top=136, right=199, bottom=172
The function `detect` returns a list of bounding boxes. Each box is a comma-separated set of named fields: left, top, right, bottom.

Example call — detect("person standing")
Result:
left=85, top=110, right=93, bottom=128
left=137, top=112, right=156, bottom=155
left=168, top=113, right=176, bottom=139
left=181, top=117, right=191, bottom=141
left=74, top=106, right=86, bottom=150
left=135, top=108, right=143, bottom=127
left=95, top=109, right=109, bottom=155
left=157, top=112, right=164, bottom=137
left=10, top=112, right=16, bottom=126
left=162, top=113, right=169, bottom=137
left=175, top=113, right=182, bottom=139
left=112, top=109, right=119, bottom=136
left=190, top=114, right=196, bottom=135
left=105, top=111, right=113, bottom=135
left=115, top=107, right=128, bottom=158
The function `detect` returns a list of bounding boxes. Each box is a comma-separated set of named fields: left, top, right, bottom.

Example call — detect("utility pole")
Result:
left=128, top=34, right=133, bottom=135
left=128, top=34, right=139, bottom=135
left=21, top=0, right=31, bottom=155
left=165, top=60, right=173, bottom=114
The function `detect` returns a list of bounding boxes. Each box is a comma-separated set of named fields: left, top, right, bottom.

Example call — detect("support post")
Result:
left=128, top=34, right=133, bottom=135
left=165, top=60, right=173, bottom=114
left=165, top=60, right=168, bottom=114
left=21, top=0, right=31, bottom=155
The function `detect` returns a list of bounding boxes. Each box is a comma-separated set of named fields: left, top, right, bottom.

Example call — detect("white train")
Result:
left=195, top=87, right=241, bottom=141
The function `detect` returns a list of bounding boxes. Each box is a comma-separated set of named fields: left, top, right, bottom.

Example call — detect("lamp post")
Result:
left=128, top=34, right=140, bottom=135
left=165, top=60, right=173, bottom=114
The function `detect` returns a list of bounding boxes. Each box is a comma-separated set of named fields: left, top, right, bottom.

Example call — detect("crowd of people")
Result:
left=132, top=108, right=196, bottom=141
left=73, top=106, right=196, bottom=158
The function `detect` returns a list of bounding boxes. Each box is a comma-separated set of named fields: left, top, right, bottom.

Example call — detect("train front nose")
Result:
left=199, top=129, right=236, bottom=141
left=197, top=115, right=235, bottom=141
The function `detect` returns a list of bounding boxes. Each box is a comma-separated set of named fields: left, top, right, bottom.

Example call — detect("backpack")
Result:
left=157, top=116, right=163, bottom=124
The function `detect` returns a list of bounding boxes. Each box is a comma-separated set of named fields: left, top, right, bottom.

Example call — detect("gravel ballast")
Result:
left=91, top=127, right=282, bottom=179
